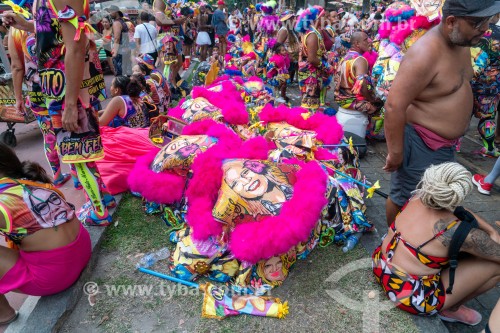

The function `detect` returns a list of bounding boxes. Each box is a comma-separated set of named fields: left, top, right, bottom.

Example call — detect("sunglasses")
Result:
left=460, top=16, right=493, bottom=30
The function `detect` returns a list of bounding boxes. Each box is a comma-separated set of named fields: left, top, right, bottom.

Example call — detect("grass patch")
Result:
left=64, top=179, right=420, bottom=333
left=102, top=193, right=170, bottom=255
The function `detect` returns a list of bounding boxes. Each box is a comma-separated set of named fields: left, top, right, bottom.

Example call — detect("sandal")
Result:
left=438, top=305, right=482, bottom=326
left=0, top=311, right=19, bottom=326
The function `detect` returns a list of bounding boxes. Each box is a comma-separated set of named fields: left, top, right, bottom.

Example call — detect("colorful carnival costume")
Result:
left=253, top=1, right=279, bottom=79
left=372, top=201, right=459, bottom=316
left=471, top=23, right=500, bottom=157
left=295, top=6, right=333, bottom=111
left=0, top=178, right=91, bottom=296
left=136, top=54, right=171, bottom=113
left=266, top=53, right=290, bottom=102
left=335, top=50, right=379, bottom=113
left=127, top=77, right=374, bottom=301
left=370, top=2, right=439, bottom=138
left=10, top=24, right=75, bottom=188
left=34, top=0, right=113, bottom=225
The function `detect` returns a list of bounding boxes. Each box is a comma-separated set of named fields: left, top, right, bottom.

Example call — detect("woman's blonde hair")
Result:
left=414, top=162, right=472, bottom=211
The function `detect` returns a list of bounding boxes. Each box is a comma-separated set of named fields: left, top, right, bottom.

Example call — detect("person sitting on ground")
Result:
left=99, top=75, right=150, bottom=128
left=335, top=31, right=382, bottom=114
left=133, top=54, right=170, bottom=113
left=0, top=144, right=91, bottom=326
left=373, top=162, right=500, bottom=326
left=472, top=154, right=500, bottom=195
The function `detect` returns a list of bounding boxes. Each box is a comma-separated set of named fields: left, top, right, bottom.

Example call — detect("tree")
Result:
left=362, top=0, right=370, bottom=14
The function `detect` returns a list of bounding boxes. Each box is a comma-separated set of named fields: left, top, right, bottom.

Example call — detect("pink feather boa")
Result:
left=127, top=120, right=242, bottom=205
left=362, top=51, right=379, bottom=72
left=127, top=148, right=187, bottom=204
left=259, top=104, right=344, bottom=144
left=186, top=136, right=270, bottom=241
left=378, top=16, right=438, bottom=46
left=168, top=81, right=248, bottom=125
left=229, top=161, right=328, bottom=263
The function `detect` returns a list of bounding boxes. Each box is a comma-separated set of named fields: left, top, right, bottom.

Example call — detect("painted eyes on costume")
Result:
left=33, top=193, right=62, bottom=216
left=230, top=168, right=250, bottom=189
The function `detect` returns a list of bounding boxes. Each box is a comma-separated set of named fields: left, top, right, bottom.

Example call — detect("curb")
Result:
left=6, top=195, right=122, bottom=333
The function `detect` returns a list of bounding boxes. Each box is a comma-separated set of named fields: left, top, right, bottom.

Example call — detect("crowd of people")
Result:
left=0, top=0, right=499, bottom=330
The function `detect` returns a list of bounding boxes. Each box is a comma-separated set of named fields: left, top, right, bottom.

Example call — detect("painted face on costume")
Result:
left=491, top=38, right=500, bottom=53
left=26, top=188, right=73, bottom=228
left=337, top=148, right=345, bottom=165
left=162, top=136, right=206, bottom=155
left=263, top=256, right=285, bottom=282
left=181, top=97, right=222, bottom=123
left=224, top=161, right=269, bottom=199
left=410, top=0, right=444, bottom=19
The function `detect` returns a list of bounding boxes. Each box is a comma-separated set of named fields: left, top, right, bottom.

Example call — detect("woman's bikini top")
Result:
left=385, top=202, right=458, bottom=269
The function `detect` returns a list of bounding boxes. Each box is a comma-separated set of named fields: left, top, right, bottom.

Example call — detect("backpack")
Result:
left=446, top=206, right=479, bottom=294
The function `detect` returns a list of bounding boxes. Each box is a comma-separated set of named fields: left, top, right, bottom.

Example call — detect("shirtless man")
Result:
left=335, top=31, right=382, bottom=114
left=383, top=0, right=500, bottom=225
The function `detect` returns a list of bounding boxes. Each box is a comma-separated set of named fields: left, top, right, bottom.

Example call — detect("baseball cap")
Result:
left=106, top=5, right=120, bottom=13
left=443, top=0, right=500, bottom=17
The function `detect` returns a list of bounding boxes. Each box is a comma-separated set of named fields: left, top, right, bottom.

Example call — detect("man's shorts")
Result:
left=389, top=124, right=455, bottom=207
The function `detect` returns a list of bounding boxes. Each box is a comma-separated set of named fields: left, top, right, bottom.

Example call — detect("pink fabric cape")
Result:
left=96, top=126, right=155, bottom=195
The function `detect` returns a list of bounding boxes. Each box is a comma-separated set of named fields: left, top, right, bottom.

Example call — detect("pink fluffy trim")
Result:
left=168, top=81, right=248, bottom=125
left=229, top=161, right=328, bottom=263
left=259, top=104, right=344, bottom=144
left=186, top=136, right=270, bottom=241
left=128, top=120, right=243, bottom=205
left=191, top=81, right=249, bottom=125
left=362, top=51, right=378, bottom=71
left=127, top=148, right=186, bottom=204
left=314, top=148, right=338, bottom=161
left=379, top=16, right=439, bottom=46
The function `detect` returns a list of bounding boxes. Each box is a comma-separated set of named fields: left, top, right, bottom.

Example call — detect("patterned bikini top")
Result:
left=386, top=204, right=459, bottom=269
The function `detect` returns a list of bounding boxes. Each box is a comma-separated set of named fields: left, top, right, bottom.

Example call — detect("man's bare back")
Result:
left=405, top=27, right=473, bottom=140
